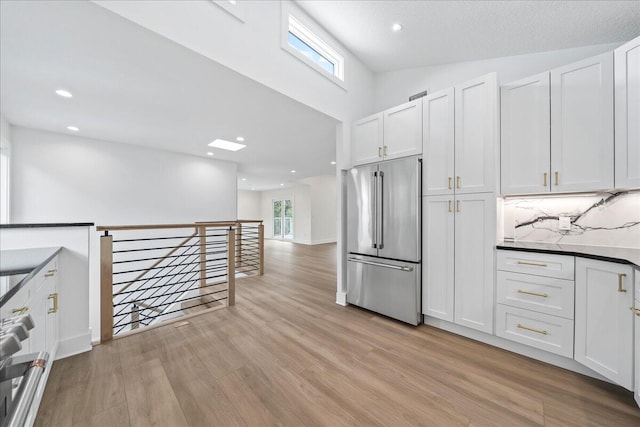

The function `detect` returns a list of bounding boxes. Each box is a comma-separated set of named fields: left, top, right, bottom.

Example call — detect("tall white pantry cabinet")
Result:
left=422, top=73, right=498, bottom=334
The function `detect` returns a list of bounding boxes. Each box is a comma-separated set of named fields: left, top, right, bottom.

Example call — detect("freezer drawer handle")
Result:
left=348, top=257, right=413, bottom=272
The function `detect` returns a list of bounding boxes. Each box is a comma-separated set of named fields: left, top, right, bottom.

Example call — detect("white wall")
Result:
left=0, top=115, right=11, bottom=224
left=10, top=126, right=238, bottom=342
left=237, top=190, right=261, bottom=220
left=94, top=0, right=375, bottom=123
left=374, top=43, right=619, bottom=111
left=301, top=175, right=337, bottom=244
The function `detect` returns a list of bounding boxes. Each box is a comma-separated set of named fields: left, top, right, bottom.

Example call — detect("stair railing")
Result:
left=97, top=220, right=263, bottom=342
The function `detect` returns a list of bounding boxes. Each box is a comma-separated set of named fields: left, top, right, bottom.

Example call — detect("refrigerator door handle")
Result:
left=371, top=171, right=378, bottom=249
left=378, top=171, right=384, bottom=249
left=347, top=257, right=414, bottom=272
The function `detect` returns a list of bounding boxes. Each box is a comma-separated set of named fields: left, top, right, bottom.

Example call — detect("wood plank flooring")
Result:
left=36, top=240, right=640, bottom=426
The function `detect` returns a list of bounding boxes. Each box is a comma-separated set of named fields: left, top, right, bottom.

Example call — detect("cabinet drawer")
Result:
left=0, top=282, right=31, bottom=319
left=496, top=304, right=574, bottom=358
left=497, top=271, right=574, bottom=319
left=33, top=258, right=58, bottom=291
left=498, top=250, right=574, bottom=280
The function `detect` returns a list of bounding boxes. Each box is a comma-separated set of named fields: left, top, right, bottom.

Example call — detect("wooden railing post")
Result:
left=198, top=225, right=206, bottom=291
left=258, top=223, right=264, bottom=276
left=227, top=228, right=235, bottom=306
left=100, top=232, right=113, bottom=342
left=131, top=304, right=140, bottom=329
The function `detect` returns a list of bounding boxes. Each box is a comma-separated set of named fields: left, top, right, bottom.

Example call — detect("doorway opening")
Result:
left=273, top=199, right=293, bottom=240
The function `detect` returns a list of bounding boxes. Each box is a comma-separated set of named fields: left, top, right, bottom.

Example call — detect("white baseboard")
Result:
left=335, top=291, right=347, bottom=306
left=311, top=238, right=337, bottom=245
left=56, top=331, right=93, bottom=360
left=424, top=317, right=611, bottom=384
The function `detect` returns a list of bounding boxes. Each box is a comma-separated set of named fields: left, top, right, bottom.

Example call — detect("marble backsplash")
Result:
left=503, top=190, right=640, bottom=249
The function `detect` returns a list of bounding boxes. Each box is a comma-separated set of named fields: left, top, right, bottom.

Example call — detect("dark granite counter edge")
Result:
left=496, top=245, right=640, bottom=270
left=0, top=247, right=63, bottom=308
left=0, top=223, right=94, bottom=229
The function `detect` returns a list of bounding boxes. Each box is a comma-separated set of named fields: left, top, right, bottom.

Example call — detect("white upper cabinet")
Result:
left=575, top=258, right=634, bottom=390
left=352, top=100, right=422, bottom=167
left=550, top=52, right=614, bottom=192
left=352, top=112, right=384, bottom=166
left=383, top=100, right=423, bottom=161
left=501, top=73, right=551, bottom=195
left=423, top=88, right=455, bottom=195
left=455, top=73, right=498, bottom=194
left=615, top=36, right=640, bottom=189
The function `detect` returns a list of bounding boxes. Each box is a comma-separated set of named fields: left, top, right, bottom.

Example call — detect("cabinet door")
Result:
left=383, top=100, right=423, bottom=160
left=423, top=88, right=455, bottom=195
left=454, top=193, right=496, bottom=333
left=551, top=52, right=614, bottom=192
left=575, top=258, right=633, bottom=390
left=45, top=273, right=59, bottom=356
left=615, top=36, right=640, bottom=189
left=352, top=112, right=383, bottom=166
left=422, top=195, right=454, bottom=321
left=500, top=73, right=551, bottom=195
left=634, top=270, right=640, bottom=407
left=455, top=73, right=498, bottom=194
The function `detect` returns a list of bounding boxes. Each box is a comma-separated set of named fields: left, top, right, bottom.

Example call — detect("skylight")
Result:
left=208, top=139, right=246, bottom=152
left=286, top=14, right=344, bottom=82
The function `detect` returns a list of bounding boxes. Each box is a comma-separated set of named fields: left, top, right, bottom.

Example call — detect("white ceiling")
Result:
left=297, top=0, right=640, bottom=73
left=0, top=1, right=338, bottom=191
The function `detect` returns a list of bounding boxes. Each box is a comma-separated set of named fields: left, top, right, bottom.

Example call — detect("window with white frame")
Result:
left=284, top=13, right=345, bottom=84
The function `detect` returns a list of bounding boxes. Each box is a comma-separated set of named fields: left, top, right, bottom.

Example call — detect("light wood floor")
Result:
left=37, top=240, right=640, bottom=426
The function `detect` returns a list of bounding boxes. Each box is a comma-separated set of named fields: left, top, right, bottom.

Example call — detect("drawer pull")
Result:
left=543, top=172, right=547, bottom=187
left=618, top=273, right=627, bottom=292
left=517, top=323, right=548, bottom=335
left=630, top=307, right=640, bottom=317
left=48, top=293, right=59, bottom=314
left=456, top=176, right=461, bottom=189
left=516, top=261, right=548, bottom=267
left=448, top=200, right=452, bottom=213
left=45, top=272, right=55, bottom=277
left=12, top=307, right=28, bottom=315
left=517, top=289, right=548, bottom=298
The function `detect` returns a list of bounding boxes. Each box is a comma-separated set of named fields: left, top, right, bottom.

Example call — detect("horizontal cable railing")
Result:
left=98, top=220, right=263, bottom=341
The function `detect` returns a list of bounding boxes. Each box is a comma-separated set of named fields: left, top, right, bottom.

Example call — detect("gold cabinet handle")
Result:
left=543, top=172, right=547, bottom=187
left=618, top=273, right=627, bottom=292
left=48, top=293, right=59, bottom=314
left=456, top=200, right=460, bottom=212
left=45, top=269, right=57, bottom=277
left=630, top=307, right=640, bottom=316
left=554, top=171, right=559, bottom=186
left=448, top=177, right=452, bottom=190
left=456, top=176, right=461, bottom=189
left=378, top=146, right=382, bottom=157
left=448, top=200, right=452, bottom=213
left=383, top=145, right=387, bottom=157
left=517, top=323, right=548, bottom=335
left=12, top=307, right=28, bottom=315
left=517, top=289, right=548, bottom=298
left=516, top=260, right=548, bottom=267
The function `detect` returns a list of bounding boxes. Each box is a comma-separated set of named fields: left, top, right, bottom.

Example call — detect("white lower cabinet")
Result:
left=575, top=258, right=634, bottom=390
left=423, top=193, right=495, bottom=334
left=496, top=305, right=574, bottom=358
left=633, top=269, right=639, bottom=407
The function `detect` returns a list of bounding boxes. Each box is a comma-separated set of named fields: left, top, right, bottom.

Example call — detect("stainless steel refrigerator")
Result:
left=347, top=156, right=421, bottom=325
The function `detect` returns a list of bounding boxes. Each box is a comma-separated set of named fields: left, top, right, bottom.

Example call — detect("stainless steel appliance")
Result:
left=347, top=156, right=421, bottom=325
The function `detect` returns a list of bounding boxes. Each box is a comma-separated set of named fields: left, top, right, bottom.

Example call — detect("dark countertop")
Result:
left=0, top=247, right=62, bottom=308
left=497, top=241, right=640, bottom=269
left=0, top=223, right=94, bottom=229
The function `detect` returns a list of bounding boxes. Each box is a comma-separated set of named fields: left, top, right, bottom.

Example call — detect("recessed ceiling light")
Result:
left=392, top=23, right=402, bottom=32
left=241, top=178, right=247, bottom=181
left=280, top=183, right=284, bottom=186
left=330, top=161, right=336, bottom=165
left=206, top=152, right=214, bottom=156
left=236, top=136, right=245, bottom=142
left=291, top=170, right=296, bottom=173
left=208, top=138, right=246, bottom=151
left=67, top=126, right=79, bottom=131
left=56, top=89, right=73, bottom=98
left=251, top=188, right=255, bottom=191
